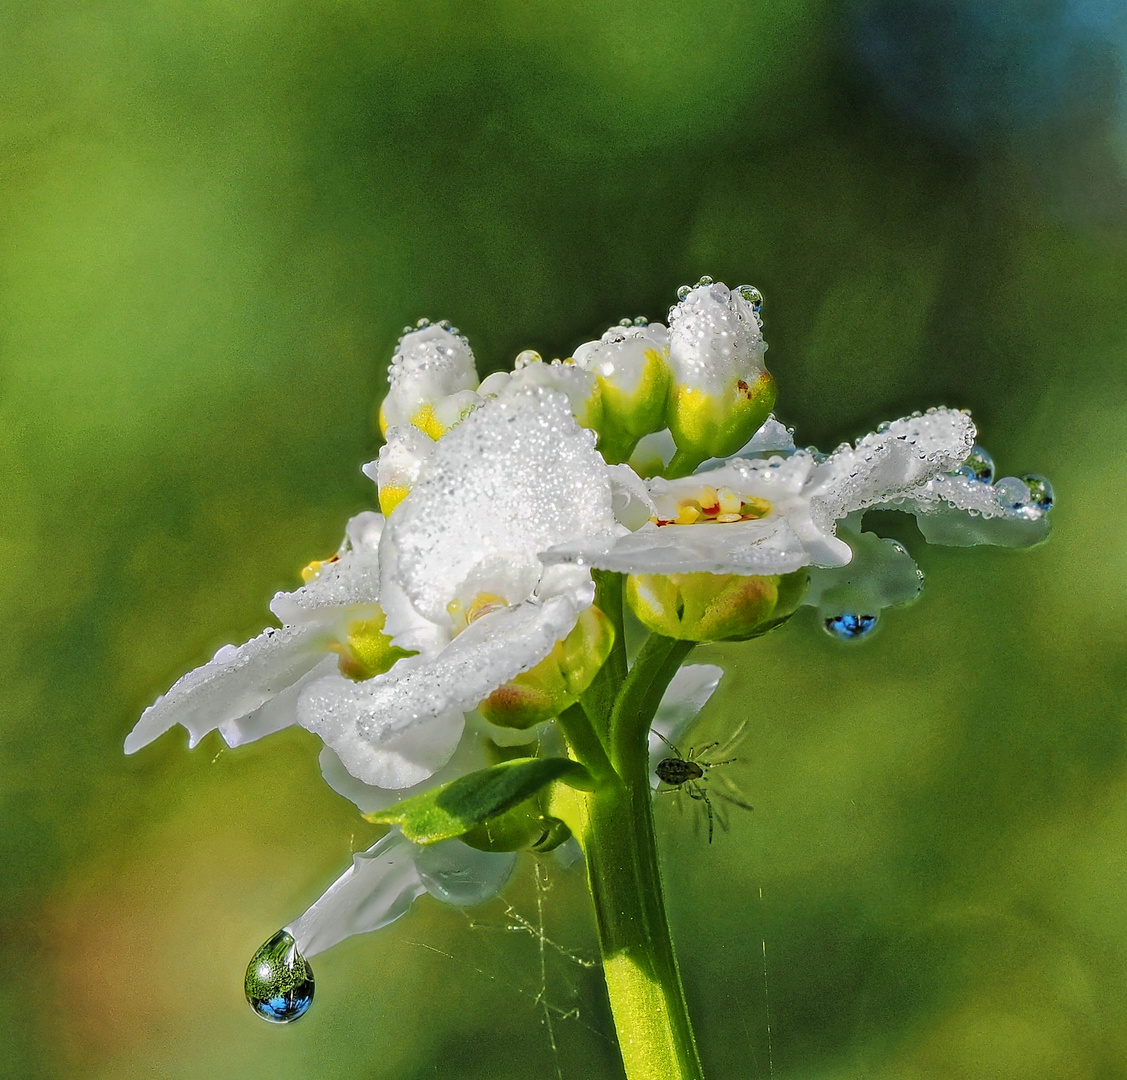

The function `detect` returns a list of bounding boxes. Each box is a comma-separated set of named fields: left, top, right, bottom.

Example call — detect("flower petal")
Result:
left=299, top=589, right=586, bottom=788
left=125, top=624, right=333, bottom=754
left=287, top=831, right=427, bottom=958
left=808, top=408, right=976, bottom=530
left=269, top=512, right=384, bottom=625
left=387, top=383, right=616, bottom=623
left=381, top=324, right=478, bottom=432
left=804, top=525, right=923, bottom=618
left=899, top=474, right=1052, bottom=547
left=413, top=839, right=516, bottom=906
left=667, top=281, right=765, bottom=393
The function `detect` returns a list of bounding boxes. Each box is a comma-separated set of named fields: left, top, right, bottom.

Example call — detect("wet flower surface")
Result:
left=127, top=280, right=1051, bottom=1078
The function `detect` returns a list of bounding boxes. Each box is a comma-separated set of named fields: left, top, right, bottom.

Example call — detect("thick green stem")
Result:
left=561, top=631, right=701, bottom=1080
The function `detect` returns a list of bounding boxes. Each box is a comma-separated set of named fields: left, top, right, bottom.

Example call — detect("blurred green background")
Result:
left=3, top=1, right=1126, bottom=1076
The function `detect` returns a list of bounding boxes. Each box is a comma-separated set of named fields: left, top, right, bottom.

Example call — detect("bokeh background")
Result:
left=3, top=1, right=1127, bottom=1076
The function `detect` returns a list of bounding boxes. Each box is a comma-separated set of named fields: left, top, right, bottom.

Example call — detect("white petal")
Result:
left=287, top=832, right=427, bottom=958
left=299, top=590, right=585, bottom=788
left=414, top=840, right=516, bottom=906
left=506, top=358, right=599, bottom=424
left=541, top=517, right=817, bottom=576
left=629, top=429, right=677, bottom=477
left=648, top=664, right=724, bottom=782
left=269, top=512, right=384, bottom=625
left=607, top=464, right=656, bottom=530
left=363, top=427, right=435, bottom=502
left=387, top=384, right=616, bottom=624
left=900, top=474, right=1052, bottom=547
left=808, top=409, right=976, bottom=530
left=317, top=725, right=489, bottom=814
left=219, top=654, right=340, bottom=749
left=125, top=623, right=332, bottom=754
left=572, top=322, right=669, bottom=395
left=667, top=281, right=765, bottom=394
left=382, top=325, right=478, bottom=429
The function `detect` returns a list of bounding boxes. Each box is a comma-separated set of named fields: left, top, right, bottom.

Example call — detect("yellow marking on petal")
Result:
left=300, top=554, right=339, bottom=583
left=378, top=400, right=389, bottom=436
left=410, top=403, right=447, bottom=441
left=379, top=484, right=410, bottom=516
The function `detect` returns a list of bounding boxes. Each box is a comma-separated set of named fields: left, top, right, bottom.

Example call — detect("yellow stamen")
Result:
left=715, top=513, right=742, bottom=523
left=300, top=554, right=339, bottom=583
left=674, top=503, right=702, bottom=525
left=718, top=487, right=741, bottom=515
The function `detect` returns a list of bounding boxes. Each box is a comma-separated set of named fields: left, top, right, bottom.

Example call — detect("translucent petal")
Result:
left=287, top=832, right=427, bottom=958
left=125, top=623, right=333, bottom=754
left=648, top=664, right=724, bottom=783
left=382, top=325, right=478, bottom=429
left=299, top=589, right=586, bottom=788
left=899, top=474, right=1052, bottom=547
left=804, top=526, right=924, bottom=617
left=414, top=840, right=516, bottom=906
left=629, top=428, right=677, bottom=477
left=607, top=464, right=656, bottom=530
left=220, top=655, right=339, bottom=749
left=387, top=384, right=616, bottom=624
left=809, top=408, right=976, bottom=530
left=269, top=512, right=384, bottom=625
left=667, top=280, right=765, bottom=394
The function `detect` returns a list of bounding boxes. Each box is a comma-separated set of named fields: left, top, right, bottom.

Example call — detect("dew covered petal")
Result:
left=125, top=623, right=336, bottom=754
left=381, top=324, right=479, bottom=433
left=809, top=408, right=976, bottom=530
left=667, top=280, right=765, bottom=395
left=804, top=525, right=924, bottom=619
left=414, top=840, right=516, bottom=906
left=387, top=384, right=616, bottom=624
left=299, top=589, right=587, bottom=788
left=899, top=473, right=1052, bottom=547
left=287, top=832, right=428, bottom=958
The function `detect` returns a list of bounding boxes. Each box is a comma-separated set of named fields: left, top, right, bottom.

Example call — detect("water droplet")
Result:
left=245, top=929, right=314, bottom=1024
left=1021, top=474, right=1053, bottom=514
left=737, top=285, right=763, bottom=312
left=696, top=275, right=714, bottom=287
left=438, top=319, right=453, bottom=331
left=956, top=445, right=995, bottom=484
left=416, top=317, right=431, bottom=329
left=993, top=476, right=1032, bottom=515
left=619, top=317, right=633, bottom=327
left=633, top=316, right=648, bottom=326
left=401, top=325, right=413, bottom=335
left=676, top=284, right=692, bottom=301
left=823, top=613, right=878, bottom=640
left=515, top=349, right=541, bottom=369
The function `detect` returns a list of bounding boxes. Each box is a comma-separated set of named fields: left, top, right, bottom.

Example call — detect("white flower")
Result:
left=125, top=512, right=388, bottom=755
left=542, top=408, right=983, bottom=576
left=288, top=830, right=516, bottom=959
left=667, top=282, right=765, bottom=399
left=296, top=383, right=619, bottom=790
left=378, top=323, right=480, bottom=438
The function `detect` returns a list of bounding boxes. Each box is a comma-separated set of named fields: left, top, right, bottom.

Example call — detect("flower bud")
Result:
left=625, top=569, right=805, bottom=642
left=478, top=605, right=615, bottom=729
left=378, top=323, right=479, bottom=438
left=572, top=323, right=671, bottom=463
left=665, top=282, right=775, bottom=472
left=505, top=354, right=603, bottom=433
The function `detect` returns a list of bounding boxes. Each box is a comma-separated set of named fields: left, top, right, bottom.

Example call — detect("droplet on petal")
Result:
left=245, top=929, right=315, bottom=1024
left=1021, top=474, right=1053, bottom=515
left=956, top=445, right=995, bottom=484
left=993, top=476, right=1033, bottom=516
left=677, top=284, right=692, bottom=300
left=696, top=275, right=714, bottom=286
left=823, top=613, right=878, bottom=640
left=736, top=285, right=763, bottom=314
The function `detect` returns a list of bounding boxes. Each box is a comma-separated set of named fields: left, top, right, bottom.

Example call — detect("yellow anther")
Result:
left=674, top=503, right=702, bottom=525
left=715, top=513, right=742, bottom=523
left=378, top=484, right=410, bottom=516
left=698, top=485, right=719, bottom=512
left=718, top=487, right=741, bottom=515
left=409, top=403, right=447, bottom=441
left=467, top=592, right=508, bottom=624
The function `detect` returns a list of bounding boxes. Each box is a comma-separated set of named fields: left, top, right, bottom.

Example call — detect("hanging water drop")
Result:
left=1021, top=474, right=1053, bottom=515
left=677, top=284, right=692, bottom=300
left=823, top=613, right=878, bottom=640
left=696, top=275, right=714, bottom=287
left=245, top=929, right=315, bottom=1024
left=993, top=476, right=1032, bottom=516
left=956, top=445, right=995, bottom=484
left=416, top=317, right=431, bottom=329
left=737, top=285, right=763, bottom=313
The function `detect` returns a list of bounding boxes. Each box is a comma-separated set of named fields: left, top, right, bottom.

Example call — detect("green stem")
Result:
left=565, top=632, right=701, bottom=1080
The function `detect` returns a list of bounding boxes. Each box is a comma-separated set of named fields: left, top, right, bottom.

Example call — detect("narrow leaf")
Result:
left=364, top=757, right=594, bottom=844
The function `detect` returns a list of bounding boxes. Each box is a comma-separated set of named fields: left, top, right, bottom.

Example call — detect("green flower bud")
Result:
left=625, top=569, right=806, bottom=642
left=478, top=605, right=615, bottom=729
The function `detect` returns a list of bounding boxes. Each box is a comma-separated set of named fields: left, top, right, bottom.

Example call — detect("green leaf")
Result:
left=364, top=757, right=594, bottom=844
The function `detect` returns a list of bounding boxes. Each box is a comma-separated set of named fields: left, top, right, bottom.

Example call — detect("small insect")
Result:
left=652, top=722, right=754, bottom=843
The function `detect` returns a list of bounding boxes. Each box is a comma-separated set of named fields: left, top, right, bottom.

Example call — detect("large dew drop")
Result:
left=245, top=929, right=315, bottom=1024
left=956, top=444, right=995, bottom=484
left=1021, top=474, right=1054, bottom=516
left=823, top=613, right=878, bottom=641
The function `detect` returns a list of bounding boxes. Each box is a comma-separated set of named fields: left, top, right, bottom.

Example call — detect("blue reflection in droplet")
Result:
left=245, top=929, right=315, bottom=1024
left=824, top=613, right=878, bottom=640
left=956, top=445, right=995, bottom=484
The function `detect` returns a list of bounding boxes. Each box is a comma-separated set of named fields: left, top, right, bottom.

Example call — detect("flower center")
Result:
left=651, top=484, right=771, bottom=527
left=446, top=592, right=511, bottom=634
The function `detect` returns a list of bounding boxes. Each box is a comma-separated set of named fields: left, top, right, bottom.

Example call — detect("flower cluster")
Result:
left=127, top=279, right=1052, bottom=1023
